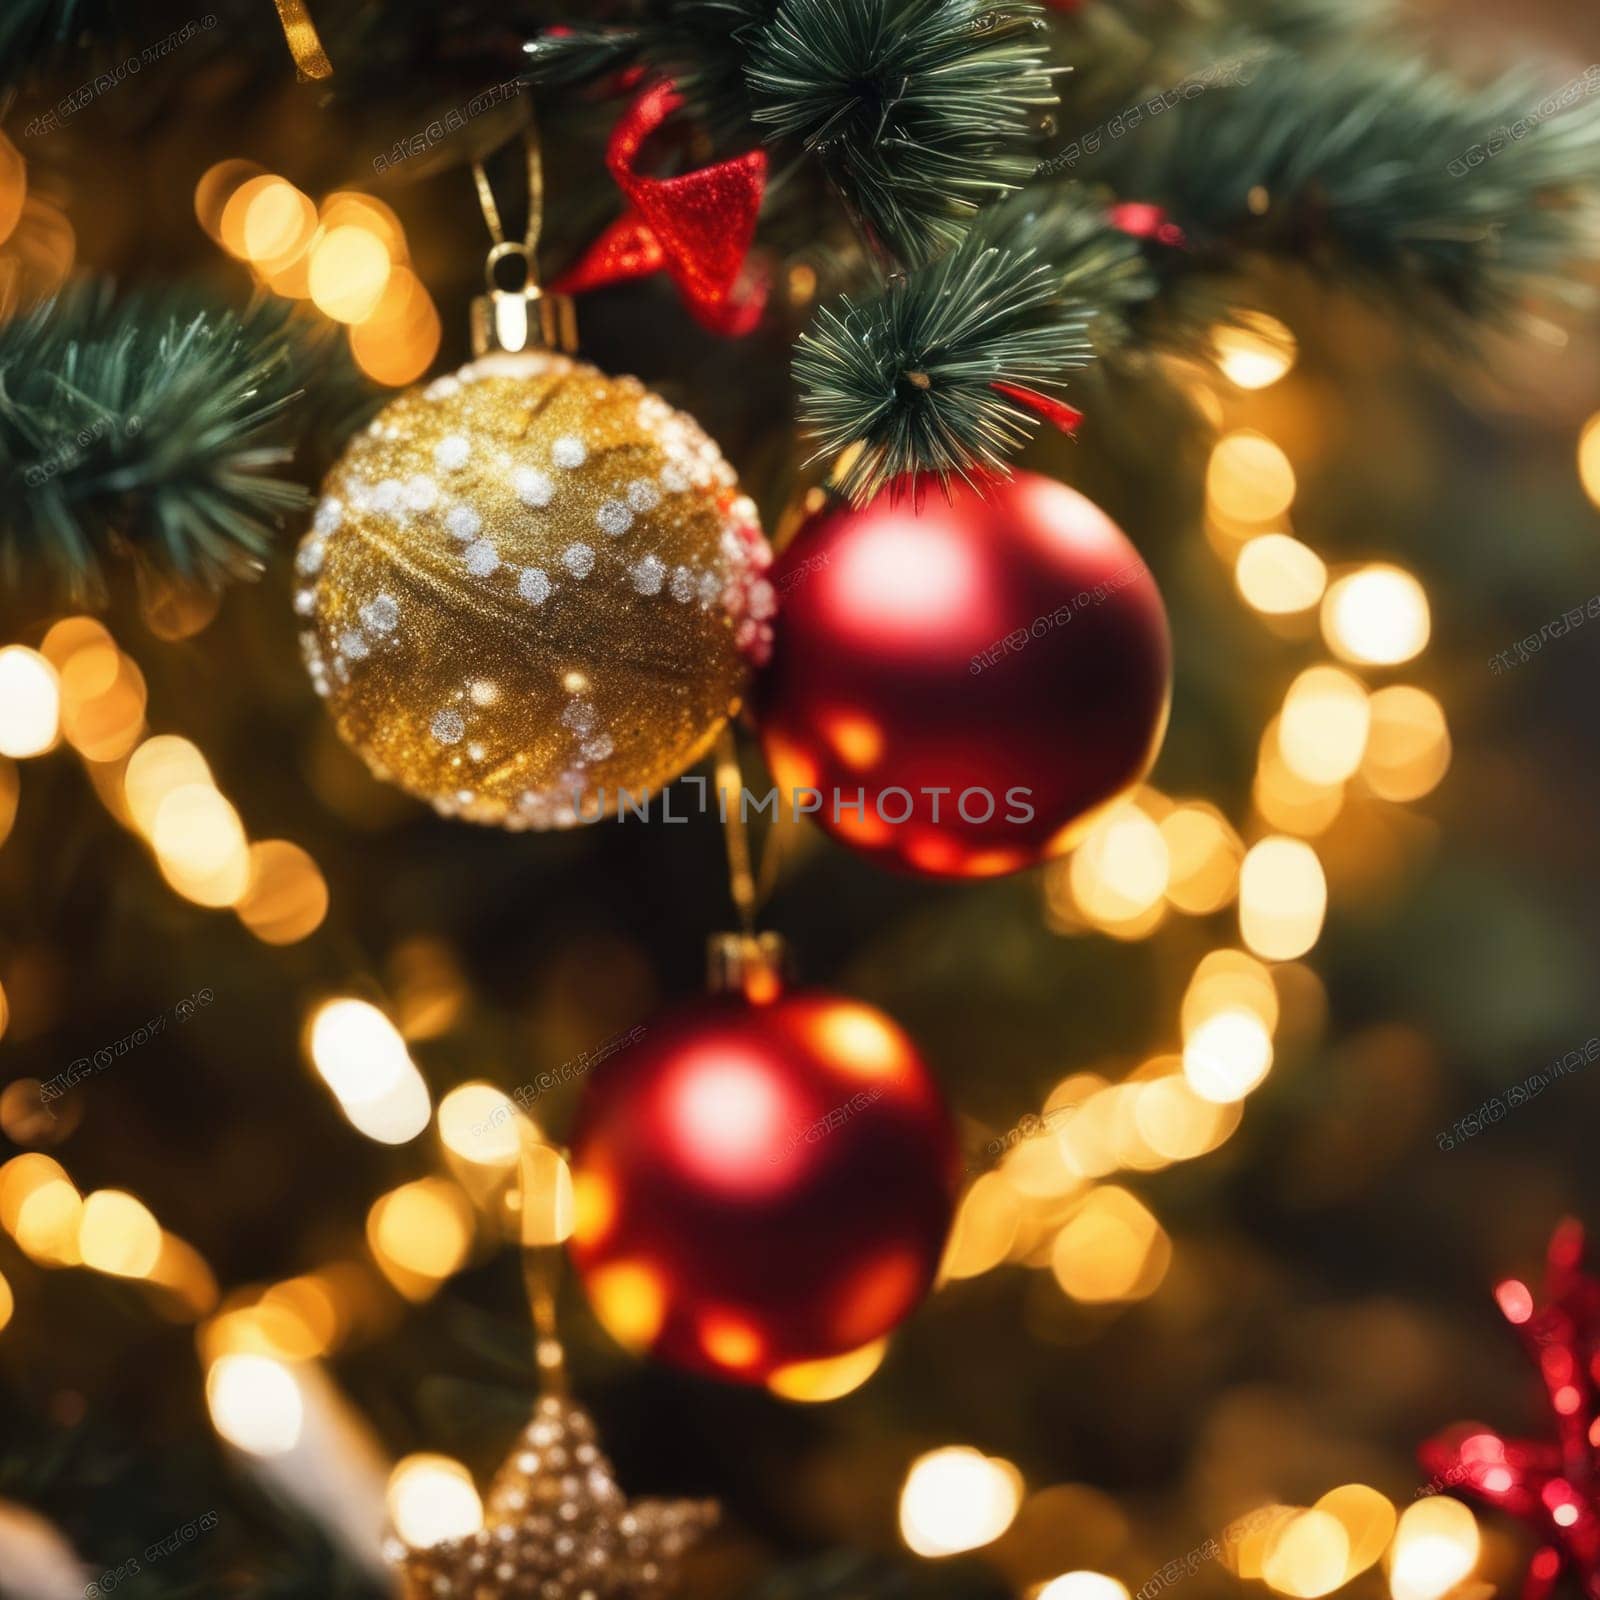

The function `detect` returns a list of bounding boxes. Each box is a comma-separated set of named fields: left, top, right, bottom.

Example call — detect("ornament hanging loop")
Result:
left=470, top=119, right=576, bottom=357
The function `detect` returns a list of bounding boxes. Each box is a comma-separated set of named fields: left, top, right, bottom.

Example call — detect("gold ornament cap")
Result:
left=707, top=931, right=790, bottom=1003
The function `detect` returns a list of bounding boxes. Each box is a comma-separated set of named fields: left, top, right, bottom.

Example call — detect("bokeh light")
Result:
left=1207, top=431, right=1297, bottom=523
left=207, top=1353, right=305, bottom=1455
left=1261, top=1509, right=1350, bottom=1598
left=366, top=1178, right=474, bottom=1298
left=1240, top=837, right=1328, bottom=960
left=0, top=647, right=61, bottom=758
left=1183, top=1010, right=1273, bottom=1103
left=438, top=1082, right=524, bottom=1169
left=1279, top=666, right=1371, bottom=785
left=1160, top=803, right=1244, bottom=914
left=151, top=783, right=250, bottom=907
left=78, top=1189, right=163, bottom=1277
left=1236, top=534, right=1327, bottom=616
left=388, top=1454, right=485, bottom=1549
left=1314, top=1484, right=1396, bottom=1583
left=1322, top=566, right=1430, bottom=666
left=306, top=998, right=432, bottom=1144
left=899, top=1447, right=1023, bottom=1556
left=1070, top=805, right=1171, bottom=926
left=1050, top=1186, right=1170, bottom=1302
left=1362, top=687, right=1451, bottom=803
left=125, top=735, right=214, bottom=835
left=234, top=840, right=329, bottom=944
left=1388, top=1494, right=1480, bottom=1600
left=1037, top=1574, right=1131, bottom=1600
left=1213, top=313, right=1297, bottom=390
left=1578, top=412, right=1600, bottom=509
left=309, top=225, right=392, bottom=323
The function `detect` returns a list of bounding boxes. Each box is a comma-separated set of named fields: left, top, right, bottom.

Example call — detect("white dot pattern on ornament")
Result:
left=515, top=467, right=554, bottom=508
left=596, top=499, right=633, bottom=537
left=552, top=436, right=587, bottom=469
left=519, top=568, right=552, bottom=605
left=360, top=594, right=400, bottom=634
left=562, top=543, right=595, bottom=579
left=446, top=505, right=482, bottom=541
left=465, top=540, right=501, bottom=577
left=434, top=435, right=470, bottom=472
left=403, top=475, right=439, bottom=512
left=630, top=555, right=666, bottom=596
left=431, top=709, right=466, bottom=746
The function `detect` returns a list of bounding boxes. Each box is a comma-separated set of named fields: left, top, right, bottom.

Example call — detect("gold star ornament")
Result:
left=389, top=1394, right=718, bottom=1600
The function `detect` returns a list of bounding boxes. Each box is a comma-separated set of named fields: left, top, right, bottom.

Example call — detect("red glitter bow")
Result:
left=550, top=78, right=768, bottom=336
left=1419, top=1219, right=1600, bottom=1600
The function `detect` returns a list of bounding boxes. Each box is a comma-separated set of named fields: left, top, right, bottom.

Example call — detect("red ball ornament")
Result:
left=755, top=472, right=1172, bottom=878
left=567, top=979, right=959, bottom=1385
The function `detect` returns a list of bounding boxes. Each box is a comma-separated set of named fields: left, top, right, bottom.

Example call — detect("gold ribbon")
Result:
left=269, top=0, right=333, bottom=80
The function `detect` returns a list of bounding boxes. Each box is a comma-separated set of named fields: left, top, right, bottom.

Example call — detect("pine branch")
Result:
left=1095, top=44, right=1600, bottom=333
left=0, top=285, right=340, bottom=601
left=745, top=0, right=1056, bottom=265
left=794, top=190, right=1143, bottom=501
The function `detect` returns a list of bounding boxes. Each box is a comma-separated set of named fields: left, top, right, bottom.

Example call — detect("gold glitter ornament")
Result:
left=387, top=1392, right=718, bottom=1600
left=296, top=349, right=774, bottom=830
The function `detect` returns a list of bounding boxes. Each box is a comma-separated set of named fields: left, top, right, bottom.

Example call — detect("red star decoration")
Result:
left=1420, top=1219, right=1600, bottom=1600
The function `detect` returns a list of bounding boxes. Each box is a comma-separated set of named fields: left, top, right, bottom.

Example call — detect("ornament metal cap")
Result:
left=471, top=243, right=577, bottom=356
left=707, top=931, right=790, bottom=1003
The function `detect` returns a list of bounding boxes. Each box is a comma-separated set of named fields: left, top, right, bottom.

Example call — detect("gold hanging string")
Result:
left=269, top=0, right=333, bottom=80
left=715, top=726, right=758, bottom=937
left=517, top=1140, right=568, bottom=1398
left=471, top=118, right=545, bottom=261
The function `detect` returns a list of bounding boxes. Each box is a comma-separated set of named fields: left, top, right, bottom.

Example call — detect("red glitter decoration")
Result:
left=1420, top=1219, right=1600, bottom=1600
left=551, top=79, right=768, bottom=335
left=567, top=987, right=959, bottom=1384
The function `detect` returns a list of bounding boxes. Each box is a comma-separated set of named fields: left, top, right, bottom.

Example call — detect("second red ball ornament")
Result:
left=756, top=472, right=1172, bottom=878
left=568, top=939, right=959, bottom=1385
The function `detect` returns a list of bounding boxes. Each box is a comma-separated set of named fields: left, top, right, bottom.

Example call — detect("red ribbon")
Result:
left=550, top=79, right=768, bottom=336
left=990, top=380, right=1084, bottom=436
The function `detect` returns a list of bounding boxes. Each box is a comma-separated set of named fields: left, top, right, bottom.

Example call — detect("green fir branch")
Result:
left=0, top=285, right=333, bottom=601
left=1096, top=45, right=1600, bottom=333
left=746, top=0, right=1056, bottom=265
left=793, top=195, right=1133, bottom=502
